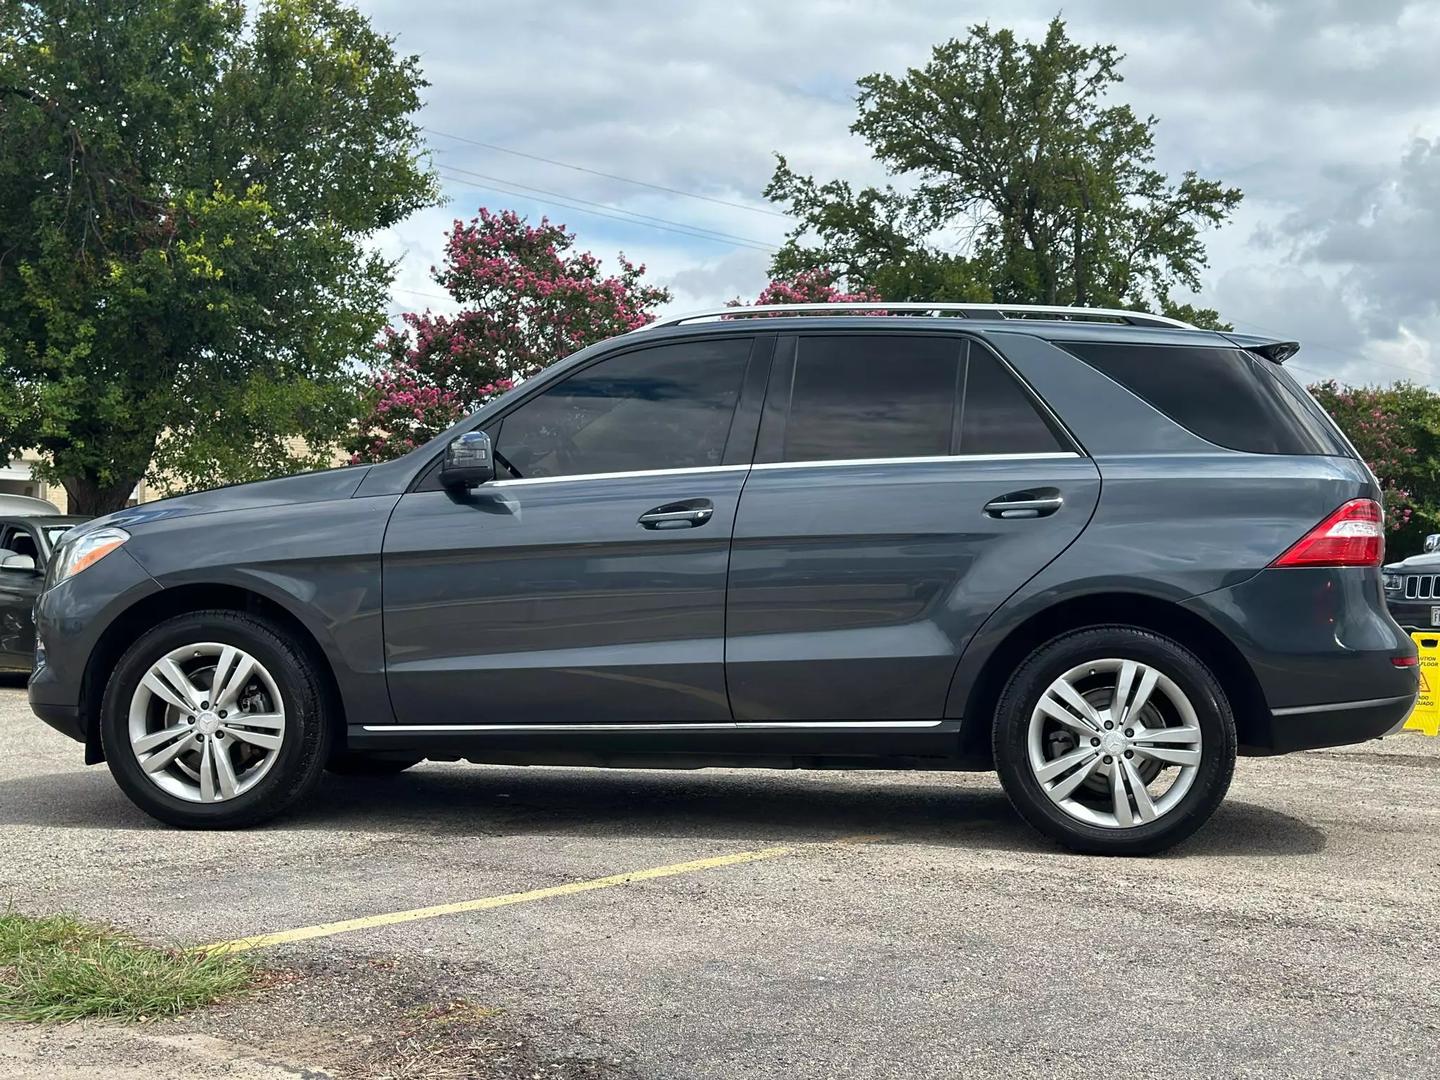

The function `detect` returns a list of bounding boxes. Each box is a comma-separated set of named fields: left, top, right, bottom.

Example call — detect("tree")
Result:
left=0, top=0, right=437, bottom=514
left=349, top=209, right=670, bottom=463
left=729, top=268, right=882, bottom=309
left=765, top=16, right=1243, bottom=327
left=1309, top=380, right=1440, bottom=552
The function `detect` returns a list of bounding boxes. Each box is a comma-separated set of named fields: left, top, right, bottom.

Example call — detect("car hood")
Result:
left=1385, top=551, right=1440, bottom=572
left=77, top=466, right=372, bottom=536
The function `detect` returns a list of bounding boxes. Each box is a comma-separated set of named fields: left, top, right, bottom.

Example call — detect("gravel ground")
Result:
left=1, top=682, right=1437, bottom=1079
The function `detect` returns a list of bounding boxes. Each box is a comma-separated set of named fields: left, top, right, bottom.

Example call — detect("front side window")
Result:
left=495, top=338, right=753, bottom=479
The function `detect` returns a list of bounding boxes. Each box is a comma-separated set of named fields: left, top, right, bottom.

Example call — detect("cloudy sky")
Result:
left=353, top=0, right=1440, bottom=388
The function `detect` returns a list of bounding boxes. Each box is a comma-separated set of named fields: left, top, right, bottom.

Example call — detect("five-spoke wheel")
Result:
left=994, top=625, right=1236, bottom=855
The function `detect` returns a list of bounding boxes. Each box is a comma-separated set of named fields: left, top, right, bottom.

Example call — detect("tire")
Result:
left=100, top=609, right=334, bottom=828
left=326, top=752, right=423, bottom=776
left=992, top=625, right=1237, bottom=856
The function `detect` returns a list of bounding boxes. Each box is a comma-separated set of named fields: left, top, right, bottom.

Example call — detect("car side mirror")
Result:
left=1, top=554, right=36, bottom=573
left=441, top=430, right=495, bottom=490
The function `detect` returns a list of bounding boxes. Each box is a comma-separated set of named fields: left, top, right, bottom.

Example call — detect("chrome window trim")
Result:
left=750, top=452, right=1080, bottom=472
left=479, top=453, right=1081, bottom=489
left=489, top=464, right=750, bottom=488
left=363, top=720, right=944, bottom=733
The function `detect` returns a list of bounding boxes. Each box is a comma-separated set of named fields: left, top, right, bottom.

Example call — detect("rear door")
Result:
left=0, top=522, right=42, bottom=669
left=724, top=332, right=1101, bottom=721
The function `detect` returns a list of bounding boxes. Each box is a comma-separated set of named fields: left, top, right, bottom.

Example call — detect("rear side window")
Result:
left=783, top=336, right=959, bottom=461
left=778, top=336, right=1066, bottom=462
left=1062, top=342, right=1350, bottom=456
left=958, top=350, right=1067, bottom=455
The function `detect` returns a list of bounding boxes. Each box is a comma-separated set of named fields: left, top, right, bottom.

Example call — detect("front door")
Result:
left=381, top=334, right=768, bottom=727
left=725, top=332, right=1101, bottom=722
left=0, top=523, right=43, bottom=670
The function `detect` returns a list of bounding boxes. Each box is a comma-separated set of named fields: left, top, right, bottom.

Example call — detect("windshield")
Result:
left=43, top=525, right=74, bottom=547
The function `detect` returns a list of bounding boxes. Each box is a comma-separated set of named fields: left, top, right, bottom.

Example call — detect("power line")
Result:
left=435, top=168, right=777, bottom=252
left=426, top=127, right=792, bottom=220
left=437, top=162, right=780, bottom=250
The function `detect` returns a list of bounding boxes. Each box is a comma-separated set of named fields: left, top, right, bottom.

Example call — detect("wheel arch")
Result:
left=81, top=583, right=347, bottom=764
left=957, top=591, right=1270, bottom=764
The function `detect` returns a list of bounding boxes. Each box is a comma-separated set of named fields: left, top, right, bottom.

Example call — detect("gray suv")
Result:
left=28, top=303, right=1418, bottom=854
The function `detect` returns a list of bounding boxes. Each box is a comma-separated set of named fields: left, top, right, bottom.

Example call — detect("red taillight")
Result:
left=1392, top=655, right=1418, bottom=668
left=1270, top=499, right=1385, bottom=568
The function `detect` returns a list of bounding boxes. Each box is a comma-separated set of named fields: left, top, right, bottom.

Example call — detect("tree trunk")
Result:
left=61, top=473, right=142, bottom=517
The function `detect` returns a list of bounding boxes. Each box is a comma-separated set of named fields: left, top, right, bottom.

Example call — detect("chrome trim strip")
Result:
left=750, top=452, right=1080, bottom=471
left=362, top=720, right=945, bottom=733
left=1271, top=694, right=1415, bottom=717
left=490, top=464, right=749, bottom=488
left=637, top=302, right=1195, bottom=332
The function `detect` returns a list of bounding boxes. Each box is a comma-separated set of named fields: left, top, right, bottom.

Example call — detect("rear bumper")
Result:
left=1183, top=567, right=1418, bottom=754
left=1250, top=693, right=1416, bottom=755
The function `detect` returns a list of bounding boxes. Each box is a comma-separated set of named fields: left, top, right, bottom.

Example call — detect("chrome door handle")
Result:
left=638, top=500, right=714, bottom=529
left=984, top=492, right=1064, bottom=519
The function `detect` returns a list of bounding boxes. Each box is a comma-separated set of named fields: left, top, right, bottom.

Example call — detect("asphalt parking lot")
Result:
left=1, top=682, right=1437, bottom=1079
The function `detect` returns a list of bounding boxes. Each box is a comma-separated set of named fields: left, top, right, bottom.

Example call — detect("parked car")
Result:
left=0, top=515, right=88, bottom=671
left=28, top=303, right=1417, bottom=854
left=0, top=493, right=62, bottom=515
left=1382, top=552, right=1440, bottom=630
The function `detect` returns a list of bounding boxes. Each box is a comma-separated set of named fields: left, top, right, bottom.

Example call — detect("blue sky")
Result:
left=353, top=0, right=1440, bottom=388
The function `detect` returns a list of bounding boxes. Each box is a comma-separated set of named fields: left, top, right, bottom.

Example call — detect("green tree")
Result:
left=0, top=0, right=438, bottom=514
left=766, top=16, right=1243, bottom=327
left=1310, top=380, right=1440, bottom=556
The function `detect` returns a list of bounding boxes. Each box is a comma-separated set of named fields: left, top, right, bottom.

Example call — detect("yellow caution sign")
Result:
left=1406, top=632, right=1440, bottom=736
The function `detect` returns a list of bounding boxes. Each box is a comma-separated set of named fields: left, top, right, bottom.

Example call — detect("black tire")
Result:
left=326, top=752, right=423, bottom=776
left=992, top=625, right=1237, bottom=856
left=100, top=609, right=334, bottom=828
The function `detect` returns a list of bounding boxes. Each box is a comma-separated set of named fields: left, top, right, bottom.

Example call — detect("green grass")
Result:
left=0, top=910, right=254, bottom=1022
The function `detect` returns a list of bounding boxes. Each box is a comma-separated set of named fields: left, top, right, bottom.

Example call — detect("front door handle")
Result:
left=984, top=490, right=1064, bottom=519
left=639, top=499, right=714, bottom=530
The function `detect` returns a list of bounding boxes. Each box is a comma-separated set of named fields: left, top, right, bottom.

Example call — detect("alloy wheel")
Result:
left=1026, top=658, right=1203, bottom=829
left=127, top=642, right=285, bottom=804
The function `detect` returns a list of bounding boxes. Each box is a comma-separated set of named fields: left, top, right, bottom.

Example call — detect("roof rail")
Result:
left=636, top=302, right=1195, bottom=332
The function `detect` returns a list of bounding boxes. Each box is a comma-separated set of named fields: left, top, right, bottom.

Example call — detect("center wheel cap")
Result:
left=196, top=712, right=220, bottom=735
left=1101, top=732, right=1126, bottom=756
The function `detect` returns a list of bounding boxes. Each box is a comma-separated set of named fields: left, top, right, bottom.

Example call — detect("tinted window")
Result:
left=783, top=336, right=959, bottom=462
left=958, top=350, right=1067, bottom=454
left=495, top=339, right=751, bottom=479
left=1063, top=342, right=1349, bottom=455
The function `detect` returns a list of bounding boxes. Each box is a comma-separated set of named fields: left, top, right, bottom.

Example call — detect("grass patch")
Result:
left=0, top=910, right=254, bottom=1022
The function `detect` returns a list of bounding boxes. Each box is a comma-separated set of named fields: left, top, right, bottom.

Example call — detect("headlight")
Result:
left=1383, top=572, right=1403, bottom=592
left=52, top=527, right=130, bottom=584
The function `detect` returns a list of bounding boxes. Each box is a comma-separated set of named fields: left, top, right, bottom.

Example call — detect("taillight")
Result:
left=1270, top=499, right=1384, bottom=568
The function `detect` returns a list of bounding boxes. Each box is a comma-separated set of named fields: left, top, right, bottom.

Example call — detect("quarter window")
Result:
left=1062, top=342, right=1349, bottom=456
left=494, top=339, right=752, bottom=479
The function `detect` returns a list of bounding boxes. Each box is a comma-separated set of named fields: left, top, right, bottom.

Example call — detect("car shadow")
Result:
left=0, top=764, right=1325, bottom=858
left=0, top=672, right=30, bottom=689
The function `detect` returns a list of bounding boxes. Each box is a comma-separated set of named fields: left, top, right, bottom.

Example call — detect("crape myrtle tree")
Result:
left=1309, top=380, right=1440, bottom=549
left=765, top=16, right=1243, bottom=328
left=349, top=209, right=670, bottom=462
left=0, top=0, right=437, bottom=513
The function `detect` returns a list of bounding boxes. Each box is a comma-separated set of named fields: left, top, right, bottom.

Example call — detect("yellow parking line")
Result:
left=202, top=833, right=888, bottom=954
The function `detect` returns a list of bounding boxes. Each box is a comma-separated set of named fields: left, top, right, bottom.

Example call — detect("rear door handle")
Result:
left=639, top=499, right=714, bottom=530
left=984, top=491, right=1064, bottom=519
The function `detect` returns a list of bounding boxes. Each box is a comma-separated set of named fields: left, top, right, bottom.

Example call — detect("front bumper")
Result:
left=1384, top=597, right=1440, bottom=632
left=28, top=546, right=161, bottom=751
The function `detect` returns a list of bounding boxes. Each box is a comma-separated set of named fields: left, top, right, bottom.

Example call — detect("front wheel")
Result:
left=100, top=610, right=334, bottom=828
left=992, top=626, right=1237, bottom=856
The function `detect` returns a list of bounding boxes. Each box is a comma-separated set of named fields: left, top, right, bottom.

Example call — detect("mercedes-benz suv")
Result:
left=28, top=303, right=1418, bottom=854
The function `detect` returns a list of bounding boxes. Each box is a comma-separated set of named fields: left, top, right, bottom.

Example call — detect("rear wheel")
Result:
left=992, top=625, right=1237, bottom=855
left=100, top=610, right=333, bottom=828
